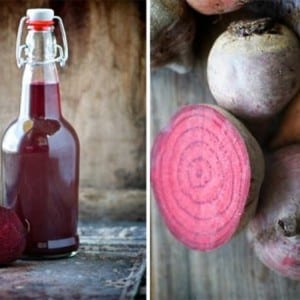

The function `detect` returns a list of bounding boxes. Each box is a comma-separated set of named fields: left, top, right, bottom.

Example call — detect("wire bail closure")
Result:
left=16, top=15, right=68, bottom=68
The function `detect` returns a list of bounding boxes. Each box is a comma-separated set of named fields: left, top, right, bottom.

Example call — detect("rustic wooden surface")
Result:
left=0, top=0, right=146, bottom=190
left=151, top=10, right=300, bottom=300
left=0, top=217, right=146, bottom=300
left=0, top=221, right=146, bottom=300
left=79, top=188, right=145, bottom=221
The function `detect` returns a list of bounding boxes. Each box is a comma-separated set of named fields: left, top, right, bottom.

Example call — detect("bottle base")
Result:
left=21, top=250, right=78, bottom=260
left=21, top=235, right=80, bottom=260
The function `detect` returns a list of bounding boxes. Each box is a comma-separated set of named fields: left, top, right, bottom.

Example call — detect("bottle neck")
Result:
left=26, top=26, right=57, bottom=64
left=19, top=27, right=62, bottom=119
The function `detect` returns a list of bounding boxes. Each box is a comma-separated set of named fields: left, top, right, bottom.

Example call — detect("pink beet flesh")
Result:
left=0, top=206, right=26, bottom=265
left=151, top=104, right=251, bottom=251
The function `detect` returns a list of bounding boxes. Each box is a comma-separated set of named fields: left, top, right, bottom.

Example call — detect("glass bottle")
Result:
left=1, top=9, right=79, bottom=258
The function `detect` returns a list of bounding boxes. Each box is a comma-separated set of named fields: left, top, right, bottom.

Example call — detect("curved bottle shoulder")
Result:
left=2, top=117, right=79, bottom=154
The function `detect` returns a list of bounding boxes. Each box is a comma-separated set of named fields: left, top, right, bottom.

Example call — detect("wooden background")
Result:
left=151, top=7, right=300, bottom=300
left=0, top=0, right=146, bottom=220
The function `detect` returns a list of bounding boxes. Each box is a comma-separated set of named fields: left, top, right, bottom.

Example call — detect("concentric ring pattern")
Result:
left=151, top=104, right=251, bottom=251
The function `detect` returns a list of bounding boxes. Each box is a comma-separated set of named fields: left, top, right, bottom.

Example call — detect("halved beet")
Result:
left=151, top=104, right=264, bottom=251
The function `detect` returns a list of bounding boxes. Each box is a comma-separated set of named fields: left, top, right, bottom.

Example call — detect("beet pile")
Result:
left=151, top=2, right=300, bottom=281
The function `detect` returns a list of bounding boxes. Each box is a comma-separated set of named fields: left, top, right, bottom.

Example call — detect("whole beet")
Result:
left=270, top=92, right=300, bottom=149
left=151, top=0, right=196, bottom=73
left=0, top=206, right=26, bottom=265
left=207, top=18, right=300, bottom=120
left=247, top=0, right=300, bottom=37
left=186, top=0, right=249, bottom=15
left=247, top=145, right=300, bottom=280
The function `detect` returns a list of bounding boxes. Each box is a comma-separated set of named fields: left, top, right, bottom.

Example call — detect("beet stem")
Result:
left=277, top=217, right=299, bottom=237
left=228, top=18, right=279, bottom=37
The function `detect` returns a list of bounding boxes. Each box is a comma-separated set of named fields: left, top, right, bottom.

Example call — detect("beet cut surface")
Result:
left=151, top=104, right=263, bottom=251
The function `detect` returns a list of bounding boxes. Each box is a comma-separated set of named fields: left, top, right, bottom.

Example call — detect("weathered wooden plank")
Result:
left=0, top=222, right=146, bottom=300
left=151, top=10, right=300, bottom=300
left=79, top=188, right=146, bottom=222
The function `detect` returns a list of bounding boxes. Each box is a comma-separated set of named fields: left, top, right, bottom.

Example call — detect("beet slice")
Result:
left=151, top=104, right=264, bottom=251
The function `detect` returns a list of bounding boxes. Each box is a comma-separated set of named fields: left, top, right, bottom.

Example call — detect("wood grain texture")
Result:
left=0, top=220, right=146, bottom=299
left=151, top=11, right=300, bottom=300
left=79, top=187, right=145, bottom=221
left=0, top=0, right=145, bottom=190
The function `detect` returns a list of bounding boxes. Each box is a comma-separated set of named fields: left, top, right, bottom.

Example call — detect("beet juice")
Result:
left=2, top=9, right=79, bottom=258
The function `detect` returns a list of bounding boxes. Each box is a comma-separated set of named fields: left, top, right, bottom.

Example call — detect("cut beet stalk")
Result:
left=151, top=104, right=264, bottom=251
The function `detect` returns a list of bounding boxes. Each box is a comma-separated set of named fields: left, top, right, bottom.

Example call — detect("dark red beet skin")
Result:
left=0, top=206, right=26, bottom=265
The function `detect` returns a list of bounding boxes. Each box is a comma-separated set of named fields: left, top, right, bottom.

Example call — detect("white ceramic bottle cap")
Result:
left=26, top=8, right=54, bottom=21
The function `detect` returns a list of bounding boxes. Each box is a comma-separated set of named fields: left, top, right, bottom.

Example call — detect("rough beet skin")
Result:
left=186, top=0, right=248, bottom=15
left=207, top=18, right=300, bottom=120
left=247, top=145, right=300, bottom=280
left=0, top=206, right=26, bottom=265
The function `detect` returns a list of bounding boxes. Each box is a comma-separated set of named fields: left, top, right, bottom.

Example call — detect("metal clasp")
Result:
left=53, top=16, right=68, bottom=67
left=16, top=15, right=68, bottom=68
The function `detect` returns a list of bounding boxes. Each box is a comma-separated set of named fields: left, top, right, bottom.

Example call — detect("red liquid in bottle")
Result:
left=2, top=82, right=79, bottom=257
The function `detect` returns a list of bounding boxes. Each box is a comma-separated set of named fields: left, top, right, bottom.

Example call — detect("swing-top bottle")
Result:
left=2, top=8, right=80, bottom=258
